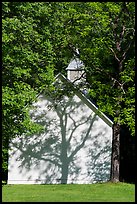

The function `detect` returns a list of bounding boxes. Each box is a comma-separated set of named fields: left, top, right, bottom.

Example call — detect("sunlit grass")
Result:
left=2, top=182, right=135, bottom=202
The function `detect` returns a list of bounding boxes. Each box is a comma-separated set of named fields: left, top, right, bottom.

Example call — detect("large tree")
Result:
left=2, top=2, right=66, bottom=179
left=58, top=2, right=135, bottom=182
left=2, top=2, right=135, bottom=183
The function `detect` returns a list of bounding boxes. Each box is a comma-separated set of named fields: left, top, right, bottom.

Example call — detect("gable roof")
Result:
left=55, top=73, right=113, bottom=127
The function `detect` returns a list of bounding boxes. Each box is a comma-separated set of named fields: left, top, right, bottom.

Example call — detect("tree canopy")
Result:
left=2, top=2, right=135, bottom=181
left=58, top=2, right=135, bottom=136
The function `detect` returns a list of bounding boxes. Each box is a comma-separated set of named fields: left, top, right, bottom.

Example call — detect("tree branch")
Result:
left=67, top=114, right=91, bottom=144
left=68, top=114, right=96, bottom=161
left=41, top=157, right=61, bottom=167
left=109, top=47, right=120, bottom=63
left=93, top=66, right=126, bottom=94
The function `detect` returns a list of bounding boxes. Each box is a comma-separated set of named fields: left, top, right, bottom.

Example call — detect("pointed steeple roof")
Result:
left=66, top=58, right=84, bottom=70
left=66, top=48, right=84, bottom=70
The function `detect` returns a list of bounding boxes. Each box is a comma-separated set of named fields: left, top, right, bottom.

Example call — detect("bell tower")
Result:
left=66, top=50, right=85, bottom=84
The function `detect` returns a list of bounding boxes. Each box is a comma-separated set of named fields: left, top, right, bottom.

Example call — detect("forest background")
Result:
left=2, top=2, right=135, bottom=183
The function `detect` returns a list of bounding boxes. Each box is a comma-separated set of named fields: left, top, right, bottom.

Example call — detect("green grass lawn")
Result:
left=2, top=182, right=135, bottom=202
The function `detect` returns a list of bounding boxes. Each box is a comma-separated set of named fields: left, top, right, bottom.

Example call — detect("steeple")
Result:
left=66, top=49, right=85, bottom=84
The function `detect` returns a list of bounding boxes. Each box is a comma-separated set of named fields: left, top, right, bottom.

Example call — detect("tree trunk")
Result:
left=61, top=161, right=69, bottom=184
left=60, top=142, right=69, bottom=184
left=110, top=123, right=120, bottom=182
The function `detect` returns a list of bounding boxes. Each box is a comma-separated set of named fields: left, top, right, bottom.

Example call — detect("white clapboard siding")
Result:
left=8, top=74, right=113, bottom=184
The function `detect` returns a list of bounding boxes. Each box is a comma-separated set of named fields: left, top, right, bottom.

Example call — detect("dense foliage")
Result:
left=60, top=2, right=135, bottom=182
left=2, top=2, right=135, bottom=181
left=61, top=2, right=135, bottom=135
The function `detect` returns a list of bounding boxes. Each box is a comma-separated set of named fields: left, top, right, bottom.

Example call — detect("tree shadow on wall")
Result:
left=86, top=138, right=112, bottom=183
left=9, top=93, right=112, bottom=184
